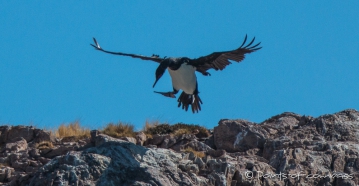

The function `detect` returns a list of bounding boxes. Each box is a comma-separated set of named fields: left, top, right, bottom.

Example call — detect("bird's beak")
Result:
left=153, top=60, right=169, bottom=88
left=153, top=77, right=161, bottom=88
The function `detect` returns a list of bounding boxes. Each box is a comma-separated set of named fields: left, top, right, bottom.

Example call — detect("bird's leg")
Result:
left=199, top=70, right=211, bottom=76
left=154, top=88, right=178, bottom=98
left=202, top=72, right=211, bottom=76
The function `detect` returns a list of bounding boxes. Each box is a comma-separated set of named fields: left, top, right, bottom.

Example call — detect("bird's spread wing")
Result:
left=189, top=35, right=262, bottom=75
left=90, top=38, right=164, bottom=63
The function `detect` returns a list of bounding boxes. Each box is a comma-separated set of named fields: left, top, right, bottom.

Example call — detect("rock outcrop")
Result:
left=0, top=109, right=358, bottom=185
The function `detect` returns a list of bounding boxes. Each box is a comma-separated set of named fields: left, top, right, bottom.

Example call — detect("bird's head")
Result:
left=153, top=59, right=170, bottom=88
left=181, top=57, right=191, bottom=64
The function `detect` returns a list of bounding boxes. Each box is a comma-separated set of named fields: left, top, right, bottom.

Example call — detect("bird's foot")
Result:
left=90, top=38, right=102, bottom=50
left=202, top=72, right=211, bottom=76
left=154, top=91, right=177, bottom=98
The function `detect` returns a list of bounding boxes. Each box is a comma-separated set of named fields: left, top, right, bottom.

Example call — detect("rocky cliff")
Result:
left=0, top=109, right=358, bottom=186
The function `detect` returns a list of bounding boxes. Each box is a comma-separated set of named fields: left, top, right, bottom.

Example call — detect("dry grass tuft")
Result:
left=143, top=120, right=160, bottom=132
left=143, top=122, right=210, bottom=138
left=172, top=128, right=191, bottom=136
left=55, top=122, right=90, bottom=139
left=36, top=141, right=54, bottom=150
left=142, top=120, right=161, bottom=138
left=184, top=147, right=205, bottom=158
left=144, top=123, right=171, bottom=136
left=172, top=123, right=210, bottom=138
left=102, top=122, right=136, bottom=138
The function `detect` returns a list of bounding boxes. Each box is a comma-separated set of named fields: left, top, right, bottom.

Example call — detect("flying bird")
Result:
left=90, top=35, right=261, bottom=113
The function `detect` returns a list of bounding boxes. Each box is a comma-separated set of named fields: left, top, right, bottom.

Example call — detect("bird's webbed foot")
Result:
left=154, top=89, right=178, bottom=98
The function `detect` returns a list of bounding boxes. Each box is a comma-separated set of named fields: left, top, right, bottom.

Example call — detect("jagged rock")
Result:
left=184, top=140, right=213, bottom=152
left=0, top=167, right=14, bottom=182
left=0, top=126, right=11, bottom=144
left=145, top=144, right=157, bottom=149
left=30, top=133, right=209, bottom=186
left=60, top=136, right=80, bottom=143
left=90, top=130, right=99, bottom=145
left=33, top=129, right=55, bottom=143
left=145, top=134, right=167, bottom=146
left=214, top=119, right=268, bottom=153
left=207, top=149, right=226, bottom=158
left=0, top=126, right=54, bottom=145
left=145, top=133, right=197, bottom=149
left=260, top=110, right=359, bottom=185
left=7, top=126, right=35, bottom=143
left=5, top=137, right=27, bottom=153
left=183, top=151, right=197, bottom=161
left=37, top=157, right=50, bottom=165
left=120, top=136, right=137, bottom=144
left=92, top=133, right=126, bottom=147
left=193, top=157, right=205, bottom=169
left=0, top=157, right=8, bottom=164
left=41, top=144, right=77, bottom=159
left=204, top=135, right=216, bottom=149
left=313, top=109, right=359, bottom=142
left=167, top=134, right=197, bottom=150
left=28, top=148, right=40, bottom=158
left=0, top=109, right=359, bottom=185
left=29, top=151, right=110, bottom=186
left=10, top=171, right=32, bottom=186
left=135, top=132, right=147, bottom=146
left=11, top=159, right=29, bottom=171
left=159, top=135, right=177, bottom=149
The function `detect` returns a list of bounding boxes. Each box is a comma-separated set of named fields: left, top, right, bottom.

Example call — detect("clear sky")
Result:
left=1, top=1, right=358, bottom=130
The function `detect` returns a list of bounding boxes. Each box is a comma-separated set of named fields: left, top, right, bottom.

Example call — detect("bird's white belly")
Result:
left=168, top=64, right=197, bottom=94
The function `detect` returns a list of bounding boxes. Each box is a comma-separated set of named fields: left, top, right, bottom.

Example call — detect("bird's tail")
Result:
left=177, top=92, right=203, bottom=113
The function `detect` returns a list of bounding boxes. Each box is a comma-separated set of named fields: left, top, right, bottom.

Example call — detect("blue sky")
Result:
left=1, top=1, right=358, bottom=130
